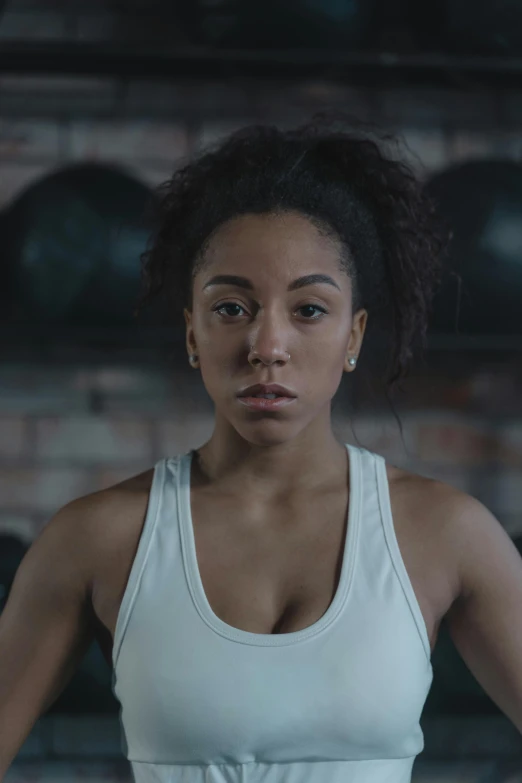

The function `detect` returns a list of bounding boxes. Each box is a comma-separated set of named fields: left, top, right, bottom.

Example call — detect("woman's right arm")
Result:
left=0, top=498, right=98, bottom=779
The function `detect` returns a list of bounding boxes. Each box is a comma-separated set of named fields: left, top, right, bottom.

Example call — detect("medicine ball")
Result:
left=6, top=163, right=156, bottom=328
left=177, top=0, right=376, bottom=50
left=425, top=160, right=522, bottom=336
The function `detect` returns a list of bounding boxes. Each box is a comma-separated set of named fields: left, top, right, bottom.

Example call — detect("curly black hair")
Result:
left=135, top=112, right=449, bottom=397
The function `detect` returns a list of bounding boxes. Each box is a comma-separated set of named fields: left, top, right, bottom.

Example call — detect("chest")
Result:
left=92, top=466, right=456, bottom=667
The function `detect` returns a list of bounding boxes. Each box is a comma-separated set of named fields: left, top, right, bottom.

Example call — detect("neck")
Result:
left=191, top=416, right=349, bottom=500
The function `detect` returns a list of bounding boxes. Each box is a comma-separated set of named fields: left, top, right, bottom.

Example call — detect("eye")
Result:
left=299, top=304, right=328, bottom=319
left=213, top=302, right=245, bottom=318
left=212, top=302, right=328, bottom=320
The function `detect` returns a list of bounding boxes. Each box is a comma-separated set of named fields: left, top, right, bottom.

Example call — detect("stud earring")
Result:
left=189, top=354, right=198, bottom=366
left=348, top=357, right=357, bottom=367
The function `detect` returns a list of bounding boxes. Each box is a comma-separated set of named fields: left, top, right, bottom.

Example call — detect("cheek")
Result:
left=307, top=335, right=349, bottom=367
left=196, top=352, right=237, bottom=399
left=313, top=352, right=349, bottom=395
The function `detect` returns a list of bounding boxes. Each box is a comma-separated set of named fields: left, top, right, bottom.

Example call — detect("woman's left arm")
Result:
left=444, top=493, right=522, bottom=734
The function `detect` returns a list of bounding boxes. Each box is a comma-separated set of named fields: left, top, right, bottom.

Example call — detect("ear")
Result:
left=183, top=308, right=197, bottom=356
left=345, top=308, right=368, bottom=370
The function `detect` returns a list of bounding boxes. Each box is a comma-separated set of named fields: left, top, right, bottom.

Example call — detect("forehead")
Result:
left=199, top=211, right=343, bottom=269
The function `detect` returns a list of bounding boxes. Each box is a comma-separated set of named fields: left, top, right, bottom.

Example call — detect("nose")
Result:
left=247, top=330, right=291, bottom=367
left=248, top=347, right=290, bottom=367
left=246, top=308, right=292, bottom=367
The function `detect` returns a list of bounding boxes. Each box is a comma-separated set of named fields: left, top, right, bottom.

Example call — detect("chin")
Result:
left=232, top=421, right=301, bottom=448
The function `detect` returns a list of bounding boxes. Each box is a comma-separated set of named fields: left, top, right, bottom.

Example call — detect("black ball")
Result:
left=425, top=160, right=522, bottom=336
left=6, top=163, right=157, bottom=328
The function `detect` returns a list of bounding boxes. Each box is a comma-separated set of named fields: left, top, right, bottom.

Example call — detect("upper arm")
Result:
left=0, top=499, right=98, bottom=774
left=443, top=492, right=522, bottom=734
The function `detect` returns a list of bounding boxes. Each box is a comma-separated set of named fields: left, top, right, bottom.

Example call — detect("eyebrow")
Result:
left=202, top=273, right=342, bottom=293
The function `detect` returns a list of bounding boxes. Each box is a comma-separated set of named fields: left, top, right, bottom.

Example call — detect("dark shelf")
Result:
left=2, top=325, right=522, bottom=366
left=2, top=42, right=522, bottom=89
left=0, top=325, right=186, bottom=365
left=426, top=334, right=522, bottom=352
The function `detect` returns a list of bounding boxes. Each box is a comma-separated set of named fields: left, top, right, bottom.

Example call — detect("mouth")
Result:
left=237, top=384, right=297, bottom=399
left=236, top=393, right=297, bottom=411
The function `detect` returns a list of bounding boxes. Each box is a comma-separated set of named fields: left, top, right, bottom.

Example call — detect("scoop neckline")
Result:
left=177, top=443, right=362, bottom=647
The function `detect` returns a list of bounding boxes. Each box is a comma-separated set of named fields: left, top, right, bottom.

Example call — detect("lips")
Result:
left=237, top=383, right=297, bottom=398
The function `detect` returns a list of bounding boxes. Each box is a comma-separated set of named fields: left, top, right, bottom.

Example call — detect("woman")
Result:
left=1, top=114, right=521, bottom=783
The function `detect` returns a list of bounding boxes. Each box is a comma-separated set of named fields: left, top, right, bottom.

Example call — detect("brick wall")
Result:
left=2, top=361, right=521, bottom=545
left=2, top=74, right=522, bottom=780
left=1, top=83, right=521, bottom=538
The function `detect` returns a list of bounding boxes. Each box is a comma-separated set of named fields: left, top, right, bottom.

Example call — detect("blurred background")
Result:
left=1, top=1, right=522, bottom=781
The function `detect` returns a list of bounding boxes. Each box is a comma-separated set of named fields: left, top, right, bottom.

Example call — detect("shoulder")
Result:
left=72, top=466, right=155, bottom=528
left=381, top=463, right=460, bottom=603
left=384, top=461, right=463, bottom=530
left=48, top=467, right=156, bottom=592
left=384, top=460, right=510, bottom=605
left=385, top=460, right=473, bottom=521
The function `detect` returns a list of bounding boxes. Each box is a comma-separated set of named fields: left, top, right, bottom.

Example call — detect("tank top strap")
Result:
left=351, top=445, right=432, bottom=663
left=112, top=456, right=168, bottom=670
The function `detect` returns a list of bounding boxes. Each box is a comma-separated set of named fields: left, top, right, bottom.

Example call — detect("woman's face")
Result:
left=184, top=211, right=368, bottom=444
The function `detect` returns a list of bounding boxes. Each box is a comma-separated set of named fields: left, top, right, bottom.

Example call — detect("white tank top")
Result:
left=111, top=443, right=433, bottom=783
